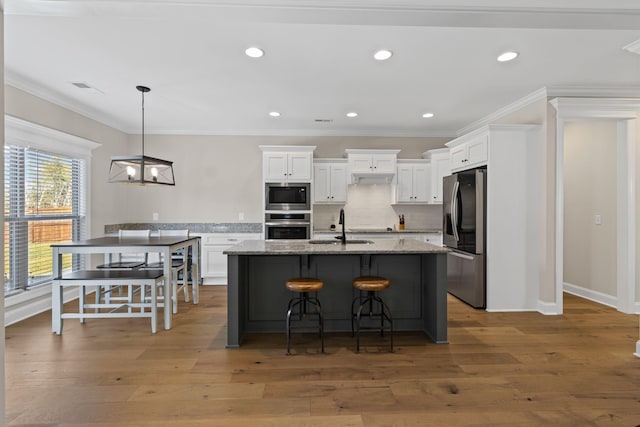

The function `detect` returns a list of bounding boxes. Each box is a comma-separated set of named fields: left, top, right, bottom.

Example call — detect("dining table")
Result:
left=51, top=235, right=201, bottom=331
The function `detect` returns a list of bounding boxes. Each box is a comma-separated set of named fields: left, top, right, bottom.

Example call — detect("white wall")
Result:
left=1, top=7, right=6, bottom=425
left=637, top=115, right=640, bottom=309
left=563, top=121, right=618, bottom=298
left=120, top=134, right=450, bottom=224
left=485, top=125, right=541, bottom=311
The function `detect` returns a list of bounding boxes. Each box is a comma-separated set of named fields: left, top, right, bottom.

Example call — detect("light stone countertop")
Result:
left=105, top=222, right=262, bottom=234
left=223, top=238, right=449, bottom=255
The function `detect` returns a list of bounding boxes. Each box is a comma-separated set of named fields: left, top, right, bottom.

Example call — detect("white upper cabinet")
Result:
left=313, top=160, right=347, bottom=203
left=260, top=146, right=316, bottom=182
left=345, top=149, right=400, bottom=183
left=423, top=148, right=451, bottom=204
left=395, top=160, right=430, bottom=203
left=447, top=133, right=488, bottom=172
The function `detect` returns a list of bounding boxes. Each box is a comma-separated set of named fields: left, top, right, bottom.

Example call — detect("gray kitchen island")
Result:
left=224, top=238, right=449, bottom=347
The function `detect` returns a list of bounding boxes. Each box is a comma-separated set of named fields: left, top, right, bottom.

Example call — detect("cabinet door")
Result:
left=349, top=154, right=373, bottom=173
left=466, top=135, right=488, bottom=168
left=201, top=244, right=230, bottom=279
left=287, top=152, right=312, bottom=181
left=424, top=233, right=443, bottom=246
left=372, top=154, right=396, bottom=173
left=263, top=153, right=288, bottom=181
left=329, top=164, right=348, bottom=202
left=313, top=164, right=330, bottom=202
left=396, top=165, right=414, bottom=202
left=450, top=145, right=466, bottom=171
left=430, top=156, right=450, bottom=203
left=412, top=164, right=430, bottom=202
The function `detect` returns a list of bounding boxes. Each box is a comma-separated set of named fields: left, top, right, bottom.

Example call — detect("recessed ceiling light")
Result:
left=269, top=111, right=280, bottom=117
left=497, top=51, right=519, bottom=62
left=245, top=47, right=264, bottom=58
left=346, top=112, right=358, bottom=118
left=373, top=49, right=393, bottom=61
left=422, top=113, right=435, bottom=118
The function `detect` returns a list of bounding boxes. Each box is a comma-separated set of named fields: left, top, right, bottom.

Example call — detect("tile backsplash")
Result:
left=313, top=184, right=442, bottom=230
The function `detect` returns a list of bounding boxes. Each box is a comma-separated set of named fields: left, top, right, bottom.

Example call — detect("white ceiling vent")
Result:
left=71, top=82, right=104, bottom=94
left=314, top=119, right=333, bottom=123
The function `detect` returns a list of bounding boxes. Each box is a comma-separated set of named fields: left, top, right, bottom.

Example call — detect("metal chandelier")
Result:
left=108, top=85, right=175, bottom=186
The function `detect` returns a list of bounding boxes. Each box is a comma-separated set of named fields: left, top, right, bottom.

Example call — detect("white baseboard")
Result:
left=202, top=277, right=227, bottom=285
left=563, top=282, right=617, bottom=308
left=537, top=300, right=562, bottom=315
left=5, top=285, right=87, bottom=327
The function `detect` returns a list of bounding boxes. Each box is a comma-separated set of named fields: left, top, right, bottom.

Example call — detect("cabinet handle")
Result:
left=284, top=173, right=287, bottom=176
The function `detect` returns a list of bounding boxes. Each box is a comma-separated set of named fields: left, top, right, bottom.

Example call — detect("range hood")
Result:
left=350, top=171, right=395, bottom=184
left=345, top=149, right=400, bottom=185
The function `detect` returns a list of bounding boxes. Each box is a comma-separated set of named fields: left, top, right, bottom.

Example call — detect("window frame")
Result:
left=4, top=115, right=100, bottom=296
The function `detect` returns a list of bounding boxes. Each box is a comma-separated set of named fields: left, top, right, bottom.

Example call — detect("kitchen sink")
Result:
left=308, top=239, right=374, bottom=245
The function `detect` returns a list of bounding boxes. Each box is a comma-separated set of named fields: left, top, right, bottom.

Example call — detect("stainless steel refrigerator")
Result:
left=443, top=167, right=487, bottom=308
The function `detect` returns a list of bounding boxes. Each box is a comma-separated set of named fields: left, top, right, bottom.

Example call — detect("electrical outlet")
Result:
left=594, top=214, right=601, bottom=225
left=152, top=212, right=159, bottom=221
left=238, top=212, right=245, bottom=221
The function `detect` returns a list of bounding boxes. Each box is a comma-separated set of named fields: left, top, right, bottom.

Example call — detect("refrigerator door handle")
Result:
left=449, top=250, right=474, bottom=261
left=451, top=180, right=460, bottom=242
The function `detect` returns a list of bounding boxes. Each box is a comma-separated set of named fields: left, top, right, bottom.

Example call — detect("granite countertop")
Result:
left=314, top=228, right=442, bottom=234
left=105, top=223, right=262, bottom=234
left=223, top=238, right=449, bottom=255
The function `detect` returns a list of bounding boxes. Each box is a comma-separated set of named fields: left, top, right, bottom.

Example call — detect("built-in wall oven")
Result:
left=264, top=213, right=311, bottom=240
left=265, top=182, right=311, bottom=211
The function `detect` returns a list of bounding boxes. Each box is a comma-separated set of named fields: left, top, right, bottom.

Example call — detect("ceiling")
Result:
left=4, top=0, right=640, bottom=137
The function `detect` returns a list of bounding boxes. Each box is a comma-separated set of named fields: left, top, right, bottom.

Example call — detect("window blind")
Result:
left=4, top=145, right=87, bottom=293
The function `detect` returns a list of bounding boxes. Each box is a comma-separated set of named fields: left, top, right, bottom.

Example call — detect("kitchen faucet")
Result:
left=336, top=208, right=346, bottom=244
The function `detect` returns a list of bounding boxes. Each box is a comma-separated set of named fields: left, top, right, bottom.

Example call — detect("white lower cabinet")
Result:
left=198, top=233, right=263, bottom=284
left=422, top=233, right=443, bottom=246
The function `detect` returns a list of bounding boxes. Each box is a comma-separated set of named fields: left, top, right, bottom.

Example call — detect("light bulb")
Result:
left=151, top=167, right=158, bottom=182
left=126, top=166, right=136, bottom=180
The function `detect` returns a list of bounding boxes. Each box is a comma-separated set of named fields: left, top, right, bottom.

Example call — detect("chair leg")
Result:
left=171, top=271, right=178, bottom=315
left=286, top=293, right=323, bottom=355
left=353, top=292, right=393, bottom=353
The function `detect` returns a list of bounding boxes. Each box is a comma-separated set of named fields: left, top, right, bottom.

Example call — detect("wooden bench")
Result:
left=52, top=269, right=166, bottom=334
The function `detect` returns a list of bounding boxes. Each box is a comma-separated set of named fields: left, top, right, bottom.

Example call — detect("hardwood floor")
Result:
left=5, top=287, right=640, bottom=426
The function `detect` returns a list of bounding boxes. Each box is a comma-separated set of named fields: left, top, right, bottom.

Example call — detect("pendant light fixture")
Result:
left=108, top=85, right=175, bottom=185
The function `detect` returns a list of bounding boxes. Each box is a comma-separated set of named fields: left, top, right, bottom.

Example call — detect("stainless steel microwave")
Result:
left=265, top=182, right=311, bottom=211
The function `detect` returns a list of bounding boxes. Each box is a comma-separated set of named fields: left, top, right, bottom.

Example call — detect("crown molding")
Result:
left=7, top=0, right=640, bottom=30
left=547, top=85, right=640, bottom=98
left=549, top=97, right=640, bottom=120
left=456, top=87, right=548, bottom=136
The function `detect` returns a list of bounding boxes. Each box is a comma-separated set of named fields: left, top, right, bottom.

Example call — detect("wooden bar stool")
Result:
left=286, top=277, right=324, bottom=355
left=351, top=276, right=393, bottom=353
